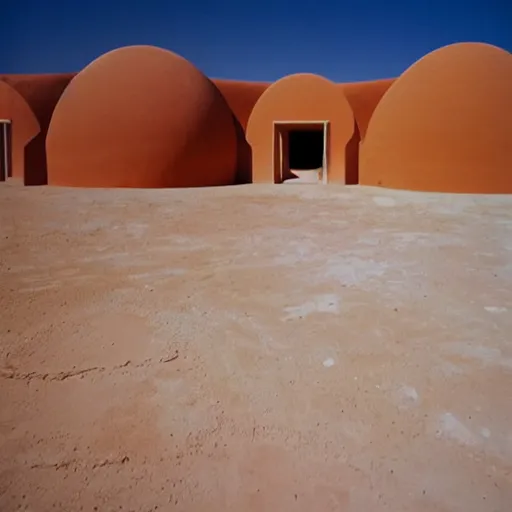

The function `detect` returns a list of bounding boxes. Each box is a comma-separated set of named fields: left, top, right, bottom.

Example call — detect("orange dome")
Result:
left=46, top=46, right=237, bottom=188
left=247, top=74, right=354, bottom=184
left=0, top=80, right=40, bottom=180
left=360, top=43, right=512, bottom=193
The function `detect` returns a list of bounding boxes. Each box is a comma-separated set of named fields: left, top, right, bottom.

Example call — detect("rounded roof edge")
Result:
left=360, top=41, right=512, bottom=193
left=46, top=43, right=237, bottom=188
left=247, top=73, right=349, bottom=138
left=0, top=80, right=40, bottom=138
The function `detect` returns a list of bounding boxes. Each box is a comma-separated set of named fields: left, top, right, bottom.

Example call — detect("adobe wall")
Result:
left=0, top=81, right=40, bottom=180
left=0, top=73, right=75, bottom=185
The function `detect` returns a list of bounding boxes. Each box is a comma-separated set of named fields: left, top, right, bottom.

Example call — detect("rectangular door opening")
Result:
left=0, top=120, right=12, bottom=182
left=273, top=121, right=329, bottom=184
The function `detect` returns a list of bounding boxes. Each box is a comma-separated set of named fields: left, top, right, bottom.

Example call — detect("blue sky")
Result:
left=2, top=0, right=511, bottom=82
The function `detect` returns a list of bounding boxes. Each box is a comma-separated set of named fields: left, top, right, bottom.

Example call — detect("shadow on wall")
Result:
left=26, top=75, right=75, bottom=186
left=232, top=114, right=253, bottom=184
left=1, top=74, right=74, bottom=186
left=345, top=119, right=360, bottom=185
left=25, top=135, right=47, bottom=185
left=0, top=80, right=40, bottom=180
left=211, top=79, right=270, bottom=185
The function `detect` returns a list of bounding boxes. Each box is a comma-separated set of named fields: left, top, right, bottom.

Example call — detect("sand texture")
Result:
left=1, top=181, right=511, bottom=511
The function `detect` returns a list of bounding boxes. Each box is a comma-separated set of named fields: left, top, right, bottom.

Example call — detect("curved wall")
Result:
left=213, top=79, right=270, bottom=184
left=247, top=74, right=354, bottom=184
left=0, top=80, right=40, bottom=180
left=1, top=73, right=75, bottom=185
left=338, top=78, right=395, bottom=184
left=360, top=43, right=512, bottom=193
left=340, top=78, right=395, bottom=140
left=46, top=45, right=237, bottom=188
left=213, top=79, right=270, bottom=130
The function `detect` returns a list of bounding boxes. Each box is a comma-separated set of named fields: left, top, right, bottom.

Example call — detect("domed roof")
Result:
left=247, top=73, right=354, bottom=183
left=360, top=43, right=512, bottom=193
left=0, top=80, right=40, bottom=180
left=46, top=45, right=237, bottom=188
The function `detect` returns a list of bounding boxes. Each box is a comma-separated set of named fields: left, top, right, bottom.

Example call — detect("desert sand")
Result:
left=1, top=181, right=511, bottom=511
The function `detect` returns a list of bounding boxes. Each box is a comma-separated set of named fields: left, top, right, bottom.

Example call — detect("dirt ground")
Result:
left=1, top=180, right=511, bottom=512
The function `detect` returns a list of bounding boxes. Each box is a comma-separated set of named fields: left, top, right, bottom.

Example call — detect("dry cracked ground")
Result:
left=1, top=181, right=511, bottom=512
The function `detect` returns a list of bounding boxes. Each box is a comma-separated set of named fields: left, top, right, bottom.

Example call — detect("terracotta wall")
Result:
left=47, top=46, right=237, bottom=188
left=336, top=78, right=395, bottom=184
left=0, top=81, right=40, bottom=180
left=3, top=41, right=511, bottom=193
left=247, top=74, right=354, bottom=184
left=340, top=78, right=395, bottom=140
left=0, top=73, right=75, bottom=185
left=213, top=79, right=270, bottom=130
left=361, top=43, right=512, bottom=193
left=213, top=79, right=270, bottom=184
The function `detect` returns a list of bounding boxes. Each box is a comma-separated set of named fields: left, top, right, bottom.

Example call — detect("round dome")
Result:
left=46, top=45, right=237, bottom=188
left=247, top=74, right=354, bottom=184
left=360, top=43, right=512, bottom=193
left=0, top=80, right=40, bottom=180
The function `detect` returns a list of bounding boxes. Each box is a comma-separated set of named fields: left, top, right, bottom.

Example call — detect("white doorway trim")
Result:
left=272, top=120, right=329, bottom=184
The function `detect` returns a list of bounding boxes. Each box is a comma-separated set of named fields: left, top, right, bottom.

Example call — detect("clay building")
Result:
left=1, top=42, right=511, bottom=193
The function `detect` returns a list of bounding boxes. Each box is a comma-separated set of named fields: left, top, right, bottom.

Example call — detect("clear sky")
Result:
left=2, top=0, right=511, bottom=82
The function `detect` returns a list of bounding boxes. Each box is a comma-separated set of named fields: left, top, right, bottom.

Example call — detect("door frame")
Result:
left=0, top=119, right=12, bottom=181
left=272, top=120, right=329, bottom=184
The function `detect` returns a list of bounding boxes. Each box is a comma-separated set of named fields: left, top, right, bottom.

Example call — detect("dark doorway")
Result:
left=0, top=121, right=12, bottom=181
left=288, top=129, right=324, bottom=170
left=273, top=122, right=328, bottom=184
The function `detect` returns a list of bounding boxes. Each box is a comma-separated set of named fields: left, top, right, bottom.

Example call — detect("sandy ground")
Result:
left=1, top=180, right=511, bottom=512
